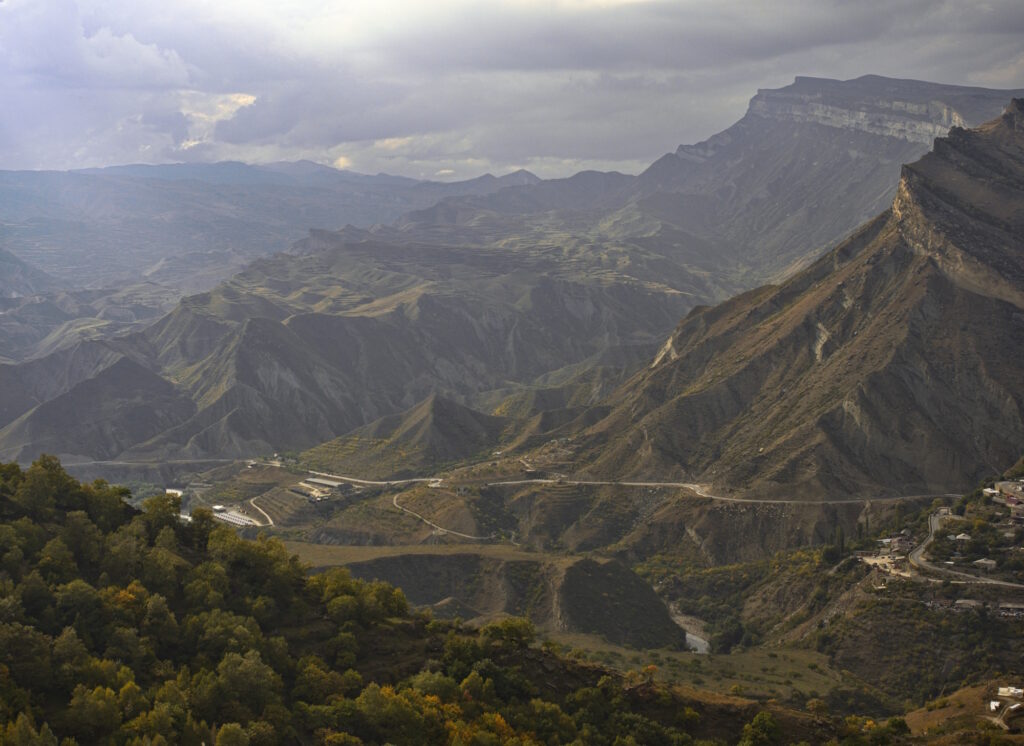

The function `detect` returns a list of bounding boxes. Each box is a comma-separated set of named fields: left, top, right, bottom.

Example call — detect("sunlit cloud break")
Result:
left=1, top=0, right=1023, bottom=178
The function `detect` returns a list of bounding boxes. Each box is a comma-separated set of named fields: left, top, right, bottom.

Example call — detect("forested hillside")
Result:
left=0, top=457, right=831, bottom=745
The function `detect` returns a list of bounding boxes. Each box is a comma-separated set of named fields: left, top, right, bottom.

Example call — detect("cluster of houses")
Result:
left=985, top=480, right=1024, bottom=522
left=924, top=599, right=1024, bottom=618
left=934, top=527, right=1001, bottom=572
left=876, top=530, right=915, bottom=556
left=990, top=685, right=1024, bottom=728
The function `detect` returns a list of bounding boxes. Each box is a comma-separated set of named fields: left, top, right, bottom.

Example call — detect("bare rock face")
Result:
left=640, top=76, right=1024, bottom=281
left=579, top=100, right=1024, bottom=499
left=746, top=76, right=971, bottom=145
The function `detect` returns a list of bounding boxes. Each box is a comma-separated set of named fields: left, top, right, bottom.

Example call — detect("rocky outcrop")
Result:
left=577, top=100, right=1024, bottom=499
left=746, top=76, right=969, bottom=145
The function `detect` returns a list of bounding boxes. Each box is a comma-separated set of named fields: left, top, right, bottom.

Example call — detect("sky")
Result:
left=1, top=0, right=1023, bottom=180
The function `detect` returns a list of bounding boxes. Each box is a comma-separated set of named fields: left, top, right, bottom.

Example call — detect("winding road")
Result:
left=282, top=462, right=961, bottom=542
left=248, top=496, right=275, bottom=527
left=307, top=469, right=434, bottom=487
left=908, top=512, right=1024, bottom=589
left=391, top=493, right=494, bottom=541
left=485, top=476, right=958, bottom=506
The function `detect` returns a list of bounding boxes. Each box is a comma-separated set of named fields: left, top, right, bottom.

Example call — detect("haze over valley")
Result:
left=3, top=2, right=1024, bottom=742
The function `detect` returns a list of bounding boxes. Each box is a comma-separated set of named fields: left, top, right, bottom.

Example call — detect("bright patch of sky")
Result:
left=1, top=0, right=1022, bottom=179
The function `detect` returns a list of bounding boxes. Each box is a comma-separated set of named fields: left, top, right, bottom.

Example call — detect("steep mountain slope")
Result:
left=0, top=356, right=196, bottom=461
left=0, top=340, right=130, bottom=426
left=623, top=75, right=1024, bottom=279
left=304, top=394, right=508, bottom=478
left=0, top=248, right=58, bottom=298
left=0, top=229, right=690, bottom=464
left=576, top=99, right=1024, bottom=499
left=398, top=76, right=1023, bottom=289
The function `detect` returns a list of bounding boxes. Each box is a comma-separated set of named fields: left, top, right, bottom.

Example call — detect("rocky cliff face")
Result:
left=745, top=76, right=968, bottom=145
left=632, top=76, right=1024, bottom=283
left=577, top=100, right=1024, bottom=499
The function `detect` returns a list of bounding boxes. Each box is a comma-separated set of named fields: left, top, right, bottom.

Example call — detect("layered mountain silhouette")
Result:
left=574, top=99, right=1024, bottom=499
left=396, top=76, right=1024, bottom=286
left=0, top=282, right=179, bottom=365
left=0, top=163, right=540, bottom=292
left=2, top=77, right=1021, bottom=480
left=0, top=234, right=687, bottom=464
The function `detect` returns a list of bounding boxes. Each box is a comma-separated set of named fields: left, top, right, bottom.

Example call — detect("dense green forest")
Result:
left=0, top=456, right=832, bottom=745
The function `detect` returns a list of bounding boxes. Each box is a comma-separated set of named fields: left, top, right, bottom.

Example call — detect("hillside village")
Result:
left=861, top=478, right=1024, bottom=612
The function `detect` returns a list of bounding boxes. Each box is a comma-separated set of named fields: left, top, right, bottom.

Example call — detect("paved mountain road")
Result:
left=291, top=463, right=961, bottom=540
left=908, top=511, right=1024, bottom=589
left=485, top=477, right=958, bottom=506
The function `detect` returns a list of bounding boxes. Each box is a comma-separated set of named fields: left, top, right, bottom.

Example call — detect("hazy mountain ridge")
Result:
left=394, top=76, right=1024, bottom=290
left=0, top=163, right=542, bottom=292
left=0, top=247, right=59, bottom=298
left=4, top=76, right=1022, bottom=476
left=0, top=282, right=181, bottom=364
left=574, top=99, right=1024, bottom=499
left=0, top=233, right=690, bottom=464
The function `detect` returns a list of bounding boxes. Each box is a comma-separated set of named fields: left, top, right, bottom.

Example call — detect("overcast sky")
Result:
left=1, top=0, right=1023, bottom=179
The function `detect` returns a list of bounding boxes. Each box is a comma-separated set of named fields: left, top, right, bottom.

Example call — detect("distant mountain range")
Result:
left=399, top=75, right=1024, bottom=286
left=0, top=163, right=540, bottom=291
left=0, top=165, right=540, bottom=363
left=1, top=75, right=1022, bottom=488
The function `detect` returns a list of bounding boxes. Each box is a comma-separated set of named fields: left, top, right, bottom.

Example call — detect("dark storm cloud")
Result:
left=374, top=1, right=1024, bottom=75
left=1, top=0, right=1022, bottom=177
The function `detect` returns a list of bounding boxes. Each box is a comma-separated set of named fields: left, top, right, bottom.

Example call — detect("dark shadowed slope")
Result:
left=577, top=99, right=1024, bottom=499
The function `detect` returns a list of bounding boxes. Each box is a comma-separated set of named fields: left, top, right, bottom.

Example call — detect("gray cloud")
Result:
left=1, top=0, right=1022, bottom=178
